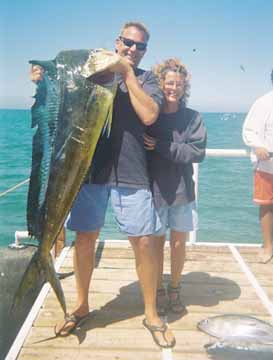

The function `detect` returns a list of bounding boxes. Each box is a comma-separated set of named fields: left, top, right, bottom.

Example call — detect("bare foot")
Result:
left=258, top=248, right=273, bottom=264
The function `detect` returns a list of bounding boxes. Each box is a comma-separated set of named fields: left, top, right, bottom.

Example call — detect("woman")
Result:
left=144, top=58, right=207, bottom=315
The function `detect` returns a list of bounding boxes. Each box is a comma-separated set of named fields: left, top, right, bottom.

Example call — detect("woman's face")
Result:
left=162, top=71, right=185, bottom=105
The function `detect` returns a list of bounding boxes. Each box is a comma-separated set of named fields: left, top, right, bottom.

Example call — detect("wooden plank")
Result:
left=58, top=277, right=258, bottom=301
left=65, top=243, right=263, bottom=259
left=22, top=327, right=210, bottom=352
left=66, top=246, right=239, bottom=261
left=43, top=290, right=268, bottom=315
left=61, top=257, right=243, bottom=273
left=59, top=267, right=273, bottom=286
left=35, top=307, right=273, bottom=329
left=18, top=348, right=211, bottom=360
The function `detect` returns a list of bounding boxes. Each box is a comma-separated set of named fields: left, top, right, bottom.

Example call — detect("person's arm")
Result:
left=144, top=113, right=207, bottom=164
left=107, top=57, right=161, bottom=125
left=123, top=68, right=160, bottom=125
left=242, top=99, right=270, bottom=160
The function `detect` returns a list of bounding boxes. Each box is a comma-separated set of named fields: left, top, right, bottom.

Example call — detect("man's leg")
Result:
left=111, top=187, right=175, bottom=347
left=73, top=230, right=99, bottom=315
left=55, top=183, right=108, bottom=335
left=258, top=204, right=273, bottom=263
left=55, top=230, right=99, bottom=335
left=129, top=235, right=175, bottom=347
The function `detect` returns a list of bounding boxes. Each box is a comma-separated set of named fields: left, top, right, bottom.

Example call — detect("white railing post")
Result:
left=189, top=163, right=199, bottom=244
left=8, top=231, right=29, bottom=249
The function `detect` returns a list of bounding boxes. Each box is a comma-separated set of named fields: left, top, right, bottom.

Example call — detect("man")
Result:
left=31, top=21, right=175, bottom=348
left=242, top=69, right=273, bottom=264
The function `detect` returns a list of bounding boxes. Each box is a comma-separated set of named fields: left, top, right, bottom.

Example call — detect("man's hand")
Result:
left=143, top=134, right=157, bottom=150
left=254, top=147, right=270, bottom=160
left=30, top=65, right=44, bottom=82
left=107, top=55, right=132, bottom=77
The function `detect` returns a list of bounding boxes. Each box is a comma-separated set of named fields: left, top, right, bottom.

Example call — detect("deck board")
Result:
left=15, top=243, right=273, bottom=360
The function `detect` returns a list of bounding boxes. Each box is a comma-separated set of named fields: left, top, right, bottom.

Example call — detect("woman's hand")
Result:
left=143, top=133, right=157, bottom=150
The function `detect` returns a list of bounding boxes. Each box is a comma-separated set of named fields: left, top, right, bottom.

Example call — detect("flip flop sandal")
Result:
left=54, top=313, right=90, bottom=337
left=168, top=284, right=186, bottom=314
left=143, top=318, right=176, bottom=348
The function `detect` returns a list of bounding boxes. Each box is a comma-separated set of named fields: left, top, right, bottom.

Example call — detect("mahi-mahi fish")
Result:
left=12, top=49, right=119, bottom=315
left=198, top=314, right=273, bottom=352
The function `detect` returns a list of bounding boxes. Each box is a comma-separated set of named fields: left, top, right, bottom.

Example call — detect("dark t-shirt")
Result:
left=89, top=68, right=163, bottom=188
left=147, top=107, right=207, bottom=208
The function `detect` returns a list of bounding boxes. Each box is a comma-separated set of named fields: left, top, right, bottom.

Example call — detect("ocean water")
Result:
left=0, top=109, right=260, bottom=247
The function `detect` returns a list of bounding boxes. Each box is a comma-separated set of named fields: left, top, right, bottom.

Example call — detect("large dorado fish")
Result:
left=12, top=49, right=119, bottom=315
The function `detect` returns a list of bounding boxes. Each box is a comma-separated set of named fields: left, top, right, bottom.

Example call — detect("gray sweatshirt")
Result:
left=147, top=107, right=207, bottom=208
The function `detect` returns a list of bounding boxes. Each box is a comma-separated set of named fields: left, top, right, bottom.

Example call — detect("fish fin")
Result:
left=27, top=71, right=61, bottom=239
left=101, top=99, right=114, bottom=138
left=11, top=251, right=66, bottom=315
left=101, top=80, right=117, bottom=137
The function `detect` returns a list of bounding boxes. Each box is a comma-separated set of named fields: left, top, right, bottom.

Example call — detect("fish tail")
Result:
left=11, top=251, right=66, bottom=315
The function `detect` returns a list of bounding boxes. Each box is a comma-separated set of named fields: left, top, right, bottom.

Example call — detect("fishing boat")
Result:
left=2, top=149, right=273, bottom=360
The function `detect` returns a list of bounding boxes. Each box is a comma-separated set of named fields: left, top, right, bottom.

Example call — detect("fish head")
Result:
left=81, top=49, right=120, bottom=81
left=197, top=316, right=225, bottom=338
left=198, top=317, right=211, bottom=332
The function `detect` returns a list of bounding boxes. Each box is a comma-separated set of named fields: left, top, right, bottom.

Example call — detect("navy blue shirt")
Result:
left=90, top=68, right=164, bottom=188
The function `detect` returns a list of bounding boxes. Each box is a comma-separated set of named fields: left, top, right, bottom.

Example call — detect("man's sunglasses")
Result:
left=119, top=36, right=147, bottom=51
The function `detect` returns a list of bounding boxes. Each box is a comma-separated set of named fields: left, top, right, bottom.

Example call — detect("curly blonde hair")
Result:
left=153, top=58, right=191, bottom=106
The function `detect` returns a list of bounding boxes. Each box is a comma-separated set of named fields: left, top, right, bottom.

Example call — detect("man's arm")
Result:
left=123, top=67, right=160, bottom=125
left=108, top=57, right=160, bottom=125
left=242, top=99, right=270, bottom=160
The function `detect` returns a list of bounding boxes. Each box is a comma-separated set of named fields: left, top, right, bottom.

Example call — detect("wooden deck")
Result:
left=15, top=242, right=273, bottom=360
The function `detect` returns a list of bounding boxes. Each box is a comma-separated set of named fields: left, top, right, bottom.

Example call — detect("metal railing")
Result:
left=190, top=149, right=250, bottom=244
left=1, top=149, right=252, bottom=247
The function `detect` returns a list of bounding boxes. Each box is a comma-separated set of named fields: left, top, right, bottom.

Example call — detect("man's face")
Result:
left=115, top=26, right=147, bottom=68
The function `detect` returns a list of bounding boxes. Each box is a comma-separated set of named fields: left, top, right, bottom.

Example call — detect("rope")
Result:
left=0, top=178, right=30, bottom=198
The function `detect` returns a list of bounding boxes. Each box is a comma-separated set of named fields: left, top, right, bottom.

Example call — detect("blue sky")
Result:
left=1, top=0, right=273, bottom=111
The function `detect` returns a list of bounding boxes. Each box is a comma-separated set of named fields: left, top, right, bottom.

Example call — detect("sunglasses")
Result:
left=119, top=36, right=147, bottom=51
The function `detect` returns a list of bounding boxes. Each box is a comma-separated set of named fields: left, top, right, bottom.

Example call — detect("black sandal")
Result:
left=168, top=284, right=186, bottom=314
left=143, top=318, right=176, bottom=348
left=54, top=313, right=90, bottom=337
